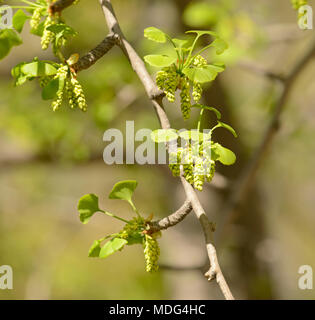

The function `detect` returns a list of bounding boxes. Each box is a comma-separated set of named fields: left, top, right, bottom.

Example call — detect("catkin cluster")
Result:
left=119, top=217, right=146, bottom=243
left=30, top=8, right=42, bottom=31
left=143, top=234, right=160, bottom=273
left=192, top=55, right=207, bottom=103
left=67, top=77, right=88, bottom=111
left=41, top=16, right=56, bottom=50
left=169, top=141, right=215, bottom=191
left=41, top=14, right=68, bottom=51
left=155, top=55, right=207, bottom=120
left=156, top=66, right=179, bottom=102
left=39, top=76, right=53, bottom=88
left=51, top=65, right=68, bottom=111
left=50, top=65, right=87, bottom=112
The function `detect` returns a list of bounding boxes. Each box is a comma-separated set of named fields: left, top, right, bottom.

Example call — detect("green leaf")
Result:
left=41, top=78, right=60, bottom=100
left=77, top=194, right=101, bottom=224
left=99, top=238, right=127, bottom=259
left=13, top=9, right=29, bottom=33
left=109, top=180, right=138, bottom=203
left=192, top=104, right=221, bottom=119
left=30, top=21, right=45, bottom=36
left=88, top=240, right=102, bottom=257
left=150, top=129, right=178, bottom=143
left=172, top=38, right=190, bottom=48
left=46, top=23, right=77, bottom=37
left=210, top=38, right=228, bottom=55
left=21, top=61, right=57, bottom=77
left=215, top=121, right=238, bottom=138
left=0, top=29, right=22, bottom=60
left=186, top=30, right=219, bottom=38
left=144, top=26, right=167, bottom=43
left=212, top=143, right=236, bottom=165
left=125, top=233, right=144, bottom=245
left=179, top=130, right=210, bottom=141
left=144, top=54, right=176, bottom=67
left=183, top=64, right=224, bottom=83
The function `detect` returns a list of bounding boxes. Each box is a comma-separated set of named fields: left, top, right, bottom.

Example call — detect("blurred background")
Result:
left=0, top=0, right=315, bottom=299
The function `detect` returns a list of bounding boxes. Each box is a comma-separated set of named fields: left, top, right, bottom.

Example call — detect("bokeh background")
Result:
left=1, top=0, right=315, bottom=299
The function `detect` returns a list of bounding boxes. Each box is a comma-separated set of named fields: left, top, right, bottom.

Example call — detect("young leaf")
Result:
left=212, top=143, right=236, bottom=165
left=99, top=238, right=128, bottom=259
left=46, top=23, right=77, bottom=37
left=144, top=54, right=176, bottom=67
left=179, top=130, right=210, bottom=141
left=41, top=78, right=59, bottom=100
left=215, top=121, right=237, bottom=137
left=88, top=240, right=102, bottom=257
left=0, top=29, right=22, bottom=60
left=186, top=30, right=219, bottom=38
left=210, top=38, right=228, bottom=55
left=77, top=194, right=101, bottom=224
left=172, top=38, right=190, bottom=48
left=183, top=64, right=224, bottom=83
left=11, top=62, right=28, bottom=86
left=109, top=180, right=138, bottom=203
left=150, top=129, right=178, bottom=143
left=12, top=9, right=29, bottom=33
left=144, top=27, right=167, bottom=43
left=192, top=104, right=221, bottom=119
left=21, top=61, right=57, bottom=77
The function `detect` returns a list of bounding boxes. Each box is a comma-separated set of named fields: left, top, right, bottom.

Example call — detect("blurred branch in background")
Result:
left=217, top=37, right=315, bottom=240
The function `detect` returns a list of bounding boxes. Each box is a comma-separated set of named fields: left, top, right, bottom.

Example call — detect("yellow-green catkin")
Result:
left=51, top=65, right=68, bottom=111
left=191, top=55, right=206, bottom=103
left=193, top=157, right=206, bottom=191
left=169, top=147, right=183, bottom=177
left=156, top=66, right=179, bottom=103
left=39, top=76, right=52, bottom=88
left=70, top=77, right=87, bottom=111
left=65, top=79, right=76, bottom=109
left=143, top=234, right=160, bottom=272
left=193, top=55, right=207, bottom=68
left=30, top=8, right=41, bottom=31
left=192, top=82, right=202, bottom=102
left=180, top=77, right=191, bottom=120
left=41, top=16, right=55, bottom=50
left=178, top=141, right=216, bottom=191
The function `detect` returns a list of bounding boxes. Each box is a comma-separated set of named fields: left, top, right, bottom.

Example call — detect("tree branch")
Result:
left=217, top=39, right=315, bottom=239
left=149, top=199, right=192, bottom=233
left=97, top=0, right=234, bottom=299
left=72, top=34, right=119, bottom=72
left=49, top=0, right=76, bottom=14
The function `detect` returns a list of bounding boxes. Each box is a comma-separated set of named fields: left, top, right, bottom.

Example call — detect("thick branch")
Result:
left=49, top=0, right=76, bottom=14
left=98, top=0, right=234, bottom=299
left=72, top=34, right=118, bottom=72
left=217, top=39, right=315, bottom=239
left=149, top=200, right=192, bottom=233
